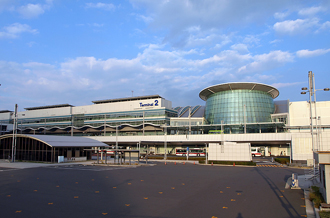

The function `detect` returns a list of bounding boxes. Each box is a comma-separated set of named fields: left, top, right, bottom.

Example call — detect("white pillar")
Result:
left=265, top=147, right=269, bottom=157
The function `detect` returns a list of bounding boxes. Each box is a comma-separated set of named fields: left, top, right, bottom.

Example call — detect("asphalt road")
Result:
left=0, top=163, right=306, bottom=218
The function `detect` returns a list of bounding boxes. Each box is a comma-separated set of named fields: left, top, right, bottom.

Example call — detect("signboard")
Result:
left=139, top=100, right=159, bottom=107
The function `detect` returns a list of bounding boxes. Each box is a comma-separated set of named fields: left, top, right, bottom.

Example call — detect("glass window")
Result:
left=205, top=89, right=274, bottom=124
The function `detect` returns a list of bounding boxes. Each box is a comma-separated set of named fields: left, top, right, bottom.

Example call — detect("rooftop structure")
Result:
left=199, top=82, right=279, bottom=101
left=25, top=104, right=74, bottom=111
left=92, top=95, right=163, bottom=104
left=199, top=82, right=279, bottom=125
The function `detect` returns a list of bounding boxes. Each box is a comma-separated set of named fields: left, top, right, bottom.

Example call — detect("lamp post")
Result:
left=163, top=124, right=167, bottom=160
left=301, top=71, right=329, bottom=176
left=11, top=104, right=18, bottom=162
left=205, top=143, right=208, bottom=165
left=116, top=125, right=119, bottom=163
left=189, top=107, right=191, bottom=136
left=301, top=71, right=329, bottom=152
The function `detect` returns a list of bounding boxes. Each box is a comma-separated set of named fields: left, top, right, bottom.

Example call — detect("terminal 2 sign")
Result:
left=139, top=100, right=159, bottom=107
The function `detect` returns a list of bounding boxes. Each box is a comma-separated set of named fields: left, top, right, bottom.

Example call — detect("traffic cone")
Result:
left=233, top=162, right=235, bottom=166
left=183, top=162, right=185, bottom=165
left=212, top=162, right=213, bottom=166
left=165, top=162, right=167, bottom=165
left=175, top=162, right=176, bottom=165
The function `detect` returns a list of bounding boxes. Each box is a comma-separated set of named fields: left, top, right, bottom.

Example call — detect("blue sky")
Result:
left=0, top=0, right=330, bottom=111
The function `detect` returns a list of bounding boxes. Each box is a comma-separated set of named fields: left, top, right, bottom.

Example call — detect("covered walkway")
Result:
left=0, top=134, right=109, bottom=163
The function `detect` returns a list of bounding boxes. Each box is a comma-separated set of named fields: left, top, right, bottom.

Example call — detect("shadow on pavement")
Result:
left=254, top=167, right=302, bottom=218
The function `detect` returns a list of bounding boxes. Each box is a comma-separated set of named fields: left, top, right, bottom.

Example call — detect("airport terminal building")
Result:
left=1, top=82, right=329, bottom=162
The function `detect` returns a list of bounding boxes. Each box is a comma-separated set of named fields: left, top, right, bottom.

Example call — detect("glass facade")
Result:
left=12, top=108, right=177, bottom=136
left=205, top=90, right=275, bottom=124
left=17, top=108, right=177, bottom=129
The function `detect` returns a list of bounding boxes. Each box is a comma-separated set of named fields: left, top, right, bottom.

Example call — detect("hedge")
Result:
left=201, top=160, right=256, bottom=166
left=309, top=186, right=324, bottom=208
left=274, top=157, right=290, bottom=165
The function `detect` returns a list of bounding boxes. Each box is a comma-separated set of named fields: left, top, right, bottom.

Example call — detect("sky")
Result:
left=0, top=0, right=330, bottom=112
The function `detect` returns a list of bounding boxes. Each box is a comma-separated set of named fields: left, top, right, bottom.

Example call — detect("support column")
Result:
left=265, top=146, right=269, bottom=157
left=51, top=146, right=53, bottom=163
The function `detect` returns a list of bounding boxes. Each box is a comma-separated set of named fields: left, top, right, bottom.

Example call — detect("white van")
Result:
left=251, top=147, right=262, bottom=157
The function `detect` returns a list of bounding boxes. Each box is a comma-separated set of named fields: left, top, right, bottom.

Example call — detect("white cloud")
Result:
left=230, top=43, right=249, bottom=53
left=17, top=4, right=44, bottom=18
left=271, top=82, right=303, bottom=88
left=134, top=14, right=153, bottom=23
left=0, top=23, right=38, bottom=39
left=316, top=21, right=330, bottom=33
left=186, top=32, right=231, bottom=48
left=16, top=1, right=53, bottom=19
left=274, top=11, right=290, bottom=19
left=130, top=0, right=293, bottom=47
left=2, top=1, right=330, bottom=109
left=238, top=50, right=294, bottom=74
left=212, top=34, right=232, bottom=49
left=296, top=49, right=330, bottom=58
left=0, top=42, right=303, bottom=109
left=243, top=35, right=260, bottom=45
left=298, top=6, right=326, bottom=16
left=213, top=42, right=230, bottom=49
left=273, top=18, right=319, bottom=35
left=85, top=2, right=115, bottom=11
left=270, top=39, right=282, bottom=44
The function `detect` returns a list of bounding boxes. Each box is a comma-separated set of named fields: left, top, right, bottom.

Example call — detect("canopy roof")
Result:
left=0, top=134, right=109, bottom=148
left=199, top=82, right=279, bottom=101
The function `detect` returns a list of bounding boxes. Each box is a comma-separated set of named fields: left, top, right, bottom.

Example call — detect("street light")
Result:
left=163, top=124, right=167, bottom=160
left=12, top=104, right=18, bottom=162
left=115, top=125, right=121, bottom=164
left=301, top=71, right=329, bottom=152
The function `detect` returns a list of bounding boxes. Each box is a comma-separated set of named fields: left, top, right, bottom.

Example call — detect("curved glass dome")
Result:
left=200, top=83, right=278, bottom=125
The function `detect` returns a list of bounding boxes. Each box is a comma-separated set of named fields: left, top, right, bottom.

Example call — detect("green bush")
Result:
left=145, top=156, right=256, bottom=166
left=274, top=157, right=289, bottom=164
left=309, top=186, right=324, bottom=208
left=146, top=156, right=205, bottom=161
left=201, top=160, right=256, bottom=166
left=319, top=211, right=330, bottom=218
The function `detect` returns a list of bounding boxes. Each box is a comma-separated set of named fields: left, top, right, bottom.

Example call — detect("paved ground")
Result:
left=0, top=161, right=307, bottom=218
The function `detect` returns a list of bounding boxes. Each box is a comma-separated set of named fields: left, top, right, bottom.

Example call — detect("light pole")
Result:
left=301, top=71, right=329, bottom=176
left=116, top=125, right=119, bottom=163
left=205, top=143, right=208, bottom=165
left=163, top=125, right=167, bottom=160
left=189, top=107, right=191, bottom=136
left=301, top=71, right=329, bottom=152
left=11, top=104, right=18, bottom=162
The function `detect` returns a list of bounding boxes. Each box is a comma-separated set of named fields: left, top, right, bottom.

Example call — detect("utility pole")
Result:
left=189, top=107, right=191, bottom=136
left=164, top=125, right=167, bottom=160
left=11, top=104, right=18, bottom=162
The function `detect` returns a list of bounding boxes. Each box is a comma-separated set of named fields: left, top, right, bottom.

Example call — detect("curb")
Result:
left=304, top=189, right=317, bottom=218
